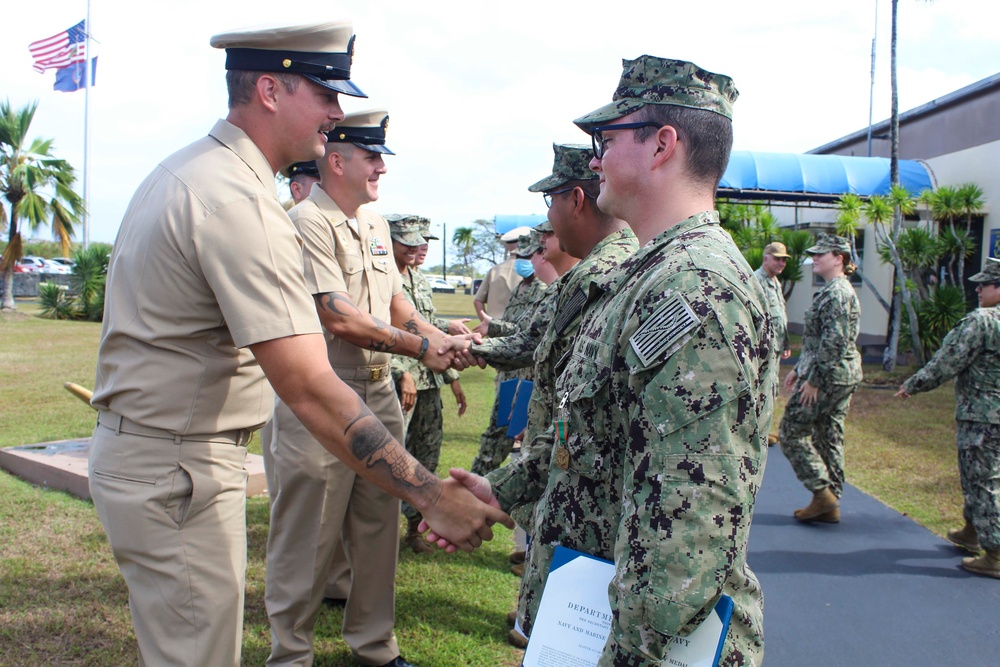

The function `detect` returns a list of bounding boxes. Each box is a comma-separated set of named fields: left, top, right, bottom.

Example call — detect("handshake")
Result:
left=417, top=468, right=510, bottom=553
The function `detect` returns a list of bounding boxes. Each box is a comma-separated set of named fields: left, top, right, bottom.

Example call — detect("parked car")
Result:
left=46, top=257, right=75, bottom=273
left=16, top=256, right=48, bottom=273
left=427, top=278, right=456, bottom=294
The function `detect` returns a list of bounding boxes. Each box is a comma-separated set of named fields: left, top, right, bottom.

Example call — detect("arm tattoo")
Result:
left=319, top=292, right=405, bottom=353
left=343, top=395, right=435, bottom=491
left=322, top=292, right=362, bottom=318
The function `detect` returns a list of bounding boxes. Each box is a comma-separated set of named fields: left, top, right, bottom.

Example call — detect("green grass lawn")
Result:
left=0, top=298, right=967, bottom=665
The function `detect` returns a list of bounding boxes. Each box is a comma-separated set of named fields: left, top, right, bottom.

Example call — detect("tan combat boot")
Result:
left=947, top=520, right=981, bottom=552
left=793, top=488, right=840, bottom=522
left=404, top=516, right=433, bottom=554
left=961, top=549, right=1000, bottom=579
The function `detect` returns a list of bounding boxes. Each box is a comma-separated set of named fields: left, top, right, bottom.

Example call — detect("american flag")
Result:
left=29, top=20, right=87, bottom=73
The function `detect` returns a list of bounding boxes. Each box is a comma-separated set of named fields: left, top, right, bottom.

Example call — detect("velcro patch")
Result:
left=629, top=295, right=700, bottom=367
left=554, top=287, right=587, bottom=335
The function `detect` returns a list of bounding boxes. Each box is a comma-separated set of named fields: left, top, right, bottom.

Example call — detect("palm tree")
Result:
left=451, top=226, right=476, bottom=284
left=1, top=99, right=85, bottom=311
left=866, top=188, right=924, bottom=367
left=835, top=193, right=891, bottom=313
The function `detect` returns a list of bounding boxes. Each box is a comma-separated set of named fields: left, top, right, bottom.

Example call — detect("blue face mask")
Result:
left=514, top=259, right=535, bottom=278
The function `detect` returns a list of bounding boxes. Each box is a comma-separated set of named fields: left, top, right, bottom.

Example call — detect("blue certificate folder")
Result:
left=523, top=545, right=733, bottom=667
left=495, top=379, right=519, bottom=427
left=505, top=380, right=533, bottom=438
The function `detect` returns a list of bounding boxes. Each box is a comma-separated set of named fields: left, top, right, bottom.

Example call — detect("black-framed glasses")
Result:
left=542, top=187, right=597, bottom=208
left=543, top=187, right=574, bottom=208
left=591, top=122, right=663, bottom=159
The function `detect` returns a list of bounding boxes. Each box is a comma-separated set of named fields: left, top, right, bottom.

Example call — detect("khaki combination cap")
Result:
left=969, top=257, right=1000, bottom=283
left=527, top=143, right=596, bottom=193
left=281, top=161, right=319, bottom=179
left=805, top=233, right=851, bottom=256
left=385, top=214, right=428, bottom=246
left=574, top=55, right=738, bottom=131
left=210, top=21, right=366, bottom=98
left=500, top=226, right=533, bottom=243
left=763, top=241, right=791, bottom=259
left=327, top=109, right=395, bottom=154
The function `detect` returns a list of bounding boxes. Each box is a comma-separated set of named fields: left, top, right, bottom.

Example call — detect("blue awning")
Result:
left=493, top=214, right=547, bottom=235
left=719, top=151, right=935, bottom=202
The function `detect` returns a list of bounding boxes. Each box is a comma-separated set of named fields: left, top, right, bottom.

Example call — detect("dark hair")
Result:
left=632, top=105, right=733, bottom=187
left=225, top=70, right=301, bottom=108
left=561, top=178, right=614, bottom=224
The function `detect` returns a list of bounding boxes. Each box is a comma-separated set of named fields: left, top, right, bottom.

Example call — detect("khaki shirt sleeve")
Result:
left=194, top=196, right=321, bottom=348
left=292, top=202, right=349, bottom=296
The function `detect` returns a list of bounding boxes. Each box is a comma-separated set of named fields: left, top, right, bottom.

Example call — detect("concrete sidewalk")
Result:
left=748, top=450, right=1000, bottom=666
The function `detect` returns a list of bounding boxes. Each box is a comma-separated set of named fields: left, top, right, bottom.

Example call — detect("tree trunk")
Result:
left=883, top=0, right=902, bottom=371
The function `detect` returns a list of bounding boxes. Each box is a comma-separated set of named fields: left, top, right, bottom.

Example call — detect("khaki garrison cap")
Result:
left=327, top=109, right=395, bottom=154
left=210, top=21, right=366, bottom=98
left=969, top=257, right=1000, bottom=283
left=528, top=144, right=596, bottom=193
left=574, top=55, right=738, bottom=130
left=385, top=214, right=428, bottom=246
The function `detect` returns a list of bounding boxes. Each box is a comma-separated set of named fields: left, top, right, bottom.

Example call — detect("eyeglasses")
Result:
left=542, top=187, right=597, bottom=208
left=543, top=187, right=574, bottom=208
left=590, top=122, right=663, bottom=159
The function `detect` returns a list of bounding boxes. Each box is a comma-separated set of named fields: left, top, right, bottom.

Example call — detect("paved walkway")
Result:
left=749, top=450, right=1000, bottom=666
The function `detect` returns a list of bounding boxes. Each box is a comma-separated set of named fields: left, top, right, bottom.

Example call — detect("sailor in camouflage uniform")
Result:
left=755, top=241, right=793, bottom=362
left=469, top=236, right=548, bottom=476
left=897, top=257, right=1000, bottom=578
left=778, top=233, right=862, bottom=524
left=433, top=56, right=776, bottom=666
left=472, top=144, right=638, bottom=536
left=387, top=215, right=469, bottom=553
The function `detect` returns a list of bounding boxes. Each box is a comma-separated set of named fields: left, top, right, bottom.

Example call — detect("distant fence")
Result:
left=0, top=273, right=74, bottom=298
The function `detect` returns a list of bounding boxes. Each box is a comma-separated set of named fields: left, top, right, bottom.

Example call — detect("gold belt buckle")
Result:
left=369, top=366, right=384, bottom=382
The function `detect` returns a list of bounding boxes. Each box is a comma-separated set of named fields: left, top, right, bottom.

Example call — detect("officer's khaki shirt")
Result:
left=289, top=186, right=403, bottom=368
left=474, top=258, right=520, bottom=320
left=92, top=119, right=322, bottom=434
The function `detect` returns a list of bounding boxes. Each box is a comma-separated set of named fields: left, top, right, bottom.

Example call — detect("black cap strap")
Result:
left=225, top=47, right=352, bottom=80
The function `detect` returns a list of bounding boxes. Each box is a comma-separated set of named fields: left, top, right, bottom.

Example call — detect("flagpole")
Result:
left=82, top=1, right=92, bottom=249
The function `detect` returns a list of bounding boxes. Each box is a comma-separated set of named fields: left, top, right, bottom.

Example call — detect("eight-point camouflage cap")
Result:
left=210, top=21, right=367, bottom=98
left=527, top=143, right=597, bottom=193
left=805, top=233, right=851, bottom=256
left=419, top=219, right=438, bottom=240
left=969, top=257, right=1000, bottom=283
left=516, top=232, right=540, bottom=258
left=385, top=214, right=428, bottom=246
left=574, top=55, right=738, bottom=130
left=327, top=109, right=395, bottom=154
left=281, top=161, right=319, bottom=179
left=534, top=219, right=553, bottom=234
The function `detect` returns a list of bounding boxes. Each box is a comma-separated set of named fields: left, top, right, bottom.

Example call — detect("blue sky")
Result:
left=5, top=0, right=999, bottom=268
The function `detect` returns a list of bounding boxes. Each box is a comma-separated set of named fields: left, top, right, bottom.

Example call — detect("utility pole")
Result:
left=442, top=222, right=447, bottom=280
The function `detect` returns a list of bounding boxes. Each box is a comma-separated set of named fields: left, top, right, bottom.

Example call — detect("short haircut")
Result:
left=564, top=178, right=613, bottom=224
left=226, top=70, right=301, bottom=108
left=632, top=105, right=733, bottom=187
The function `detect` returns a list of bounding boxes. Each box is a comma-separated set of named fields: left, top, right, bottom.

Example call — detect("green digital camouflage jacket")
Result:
left=491, top=212, right=776, bottom=667
left=754, top=265, right=789, bottom=355
left=795, top=275, right=862, bottom=387
left=902, top=305, right=1000, bottom=424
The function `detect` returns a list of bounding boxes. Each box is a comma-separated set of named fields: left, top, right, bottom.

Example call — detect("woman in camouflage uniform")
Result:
left=779, top=233, right=862, bottom=524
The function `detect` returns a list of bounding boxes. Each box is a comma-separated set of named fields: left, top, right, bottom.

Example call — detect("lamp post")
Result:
left=441, top=222, right=447, bottom=280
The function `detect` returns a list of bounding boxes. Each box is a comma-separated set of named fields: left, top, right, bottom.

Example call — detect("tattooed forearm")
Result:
left=321, top=292, right=363, bottom=318
left=343, top=396, right=436, bottom=491
left=402, top=318, right=420, bottom=335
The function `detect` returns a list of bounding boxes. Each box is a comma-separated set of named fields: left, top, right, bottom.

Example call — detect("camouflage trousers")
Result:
left=402, top=388, right=444, bottom=521
left=779, top=381, right=858, bottom=498
left=956, top=420, right=1000, bottom=551
left=470, top=396, right=515, bottom=477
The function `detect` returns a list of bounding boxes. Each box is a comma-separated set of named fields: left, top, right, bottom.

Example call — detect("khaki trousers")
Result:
left=89, top=421, right=249, bottom=667
left=265, top=374, right=404, bottom=666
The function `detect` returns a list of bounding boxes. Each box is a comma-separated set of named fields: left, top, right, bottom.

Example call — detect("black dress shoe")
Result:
left=322, top=596, right=346, bottom=608
left=375, top=657, right=416, bottom=667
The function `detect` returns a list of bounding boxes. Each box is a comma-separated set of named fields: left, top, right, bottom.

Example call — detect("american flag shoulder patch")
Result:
left=629, top=295, right=700, bottom=367
left=554, top=287, right=587, bottom=335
